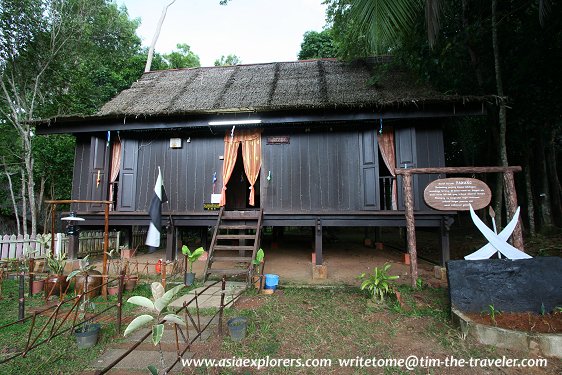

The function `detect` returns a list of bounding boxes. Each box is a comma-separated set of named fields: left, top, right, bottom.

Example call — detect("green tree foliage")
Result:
left=0, top=0, right=144, bottom=234
left=162, top=43, right=201, bottom=69
left=214, top=54, right=242, bottom=66
left=322, top=0, right=373, bottom=59
left=297, top=30, right=337, bottom=60
left=330, top=0, right=562, bottom=230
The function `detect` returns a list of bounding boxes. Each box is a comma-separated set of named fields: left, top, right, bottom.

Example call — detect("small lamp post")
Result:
left=61, top=211, right=85, bottom=260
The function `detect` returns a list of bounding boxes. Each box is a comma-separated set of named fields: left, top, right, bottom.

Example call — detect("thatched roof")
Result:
left=97, top=59, right=489, bottom=118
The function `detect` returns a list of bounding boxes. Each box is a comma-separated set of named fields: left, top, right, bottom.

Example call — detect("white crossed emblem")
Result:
left=465, top=204, right=532, bottom=260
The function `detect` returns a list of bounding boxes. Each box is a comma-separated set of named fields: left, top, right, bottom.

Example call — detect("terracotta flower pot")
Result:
left=44, top=274, right=69, bottom=297
left=107, top=285, right=120, bottom=296
left=124, top=275, right=138, bottom=291
left=31, top=279, right=45, bottom=295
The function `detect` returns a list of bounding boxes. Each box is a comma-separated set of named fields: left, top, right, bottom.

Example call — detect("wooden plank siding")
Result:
left=262, top=128, right=362, bottom=212
left=70, top=122, right=445, bottom=215
left=133, top=135, right=224, bottom=212
left=71, top=136, right=92, bottom=212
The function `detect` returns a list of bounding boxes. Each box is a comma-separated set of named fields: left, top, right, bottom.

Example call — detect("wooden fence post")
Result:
left=18, top=271, right=25, bottom=320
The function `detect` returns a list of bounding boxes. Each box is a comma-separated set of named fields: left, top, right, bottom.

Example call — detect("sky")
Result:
left=114, top=0, right=328, bottom=67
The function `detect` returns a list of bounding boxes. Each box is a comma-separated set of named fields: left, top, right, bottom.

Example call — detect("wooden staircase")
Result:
left=203, top=207, right=263, bottom=282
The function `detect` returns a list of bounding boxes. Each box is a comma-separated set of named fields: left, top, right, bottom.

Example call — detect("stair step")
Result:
left=222, top=211, right=261, bottom=219
left=219, top=225, right=257, bottom=230
left=207, top=269, right=249, bottom=276
left=216, top=234, right=256, bottom=240
left=213, top=245, right=254, bottom=251
left=211, top=256, right=252, bottom=262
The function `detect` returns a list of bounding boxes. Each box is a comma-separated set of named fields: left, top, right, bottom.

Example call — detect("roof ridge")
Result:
left=142, top=58, right=342, bottom=75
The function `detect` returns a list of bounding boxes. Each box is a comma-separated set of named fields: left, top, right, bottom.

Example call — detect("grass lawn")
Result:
left=192, top=284, right=562, bottom=375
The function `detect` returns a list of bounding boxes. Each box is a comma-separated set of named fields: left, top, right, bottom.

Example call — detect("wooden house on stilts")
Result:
left=36, top=58, right=491, bottom=279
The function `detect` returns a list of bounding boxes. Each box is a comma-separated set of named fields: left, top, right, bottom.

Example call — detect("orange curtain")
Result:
left=377, top=126, right=398, bottom=210
left=109, top=139, right=122, bottom=209
left=220, top=134, right=240, bottom=206
left=241, top=130, right=262, bottom=206
left=220, top=129, right=262, bottom=207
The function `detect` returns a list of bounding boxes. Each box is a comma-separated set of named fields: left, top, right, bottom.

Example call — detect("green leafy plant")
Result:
left=45, top=249, right=67, bottom=275
left=124, top=282, right=186, bottom=374
left=105, top=248, right=123, bottom=277
left=181, top=246, right=204, bottom=273
left=252, top=248, right=265, bottom=275
left=416, top=277, right=424, bottom=289
left=540, top=302, right=546, bottom=316
left=66, top=255, right=95, bottom=280
left=67, top=256, right=98, bottom=334
left=359, top=263, right=399, bottom=303
left=487, top=304, right=501, bottom=325
left=555, top=306, right=562, bottom=313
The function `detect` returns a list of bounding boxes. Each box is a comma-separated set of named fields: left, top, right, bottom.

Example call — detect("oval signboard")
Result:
left=424, top=178, right=491, bottom=211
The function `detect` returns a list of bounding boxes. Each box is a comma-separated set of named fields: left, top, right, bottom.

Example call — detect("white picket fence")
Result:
left=0, top=231, right=122, bottom=260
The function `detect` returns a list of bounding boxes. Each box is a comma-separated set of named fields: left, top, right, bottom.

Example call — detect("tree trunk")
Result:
left=144, top=0, right=177, bottom=72
left=21, top=170, right=28, bottom=238
left=3, top=161, right=21, bottom=236
left=524, top=156, right=536, bottom=236
left=537, top=132, right=553, bottom=229
left=492, top=0, right=520, bottom=237
left=545, top=127, right=562, bottom=226
left=461, top=0, right=485, bottom=90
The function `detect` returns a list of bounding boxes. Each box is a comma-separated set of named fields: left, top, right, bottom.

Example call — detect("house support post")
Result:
left=315, top=219, right=323, bottom=265
left=402, top=173, right=418, bottom=287
left=504, top=171, right=524, bottom=251
left=166, top=219, right=176, bottom=262
left=439, top=216, right=453, bottom=266
left=312, top=219, right=327, bottom=279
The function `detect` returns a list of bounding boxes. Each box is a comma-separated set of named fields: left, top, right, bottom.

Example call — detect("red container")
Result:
left=155, top=259, right=162, bottom=274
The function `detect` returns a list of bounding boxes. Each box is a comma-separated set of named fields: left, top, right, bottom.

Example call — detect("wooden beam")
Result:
left=402, top=173, right=418, bottom=287
left=395, top=166, right=522, bottom=175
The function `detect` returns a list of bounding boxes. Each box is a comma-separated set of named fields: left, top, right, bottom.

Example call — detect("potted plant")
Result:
left=124, top=282, right=186, bottom=374
left=44, top=249, right=69, bottom=298
left=251, top=248, right=265, bottom=289
left=72, top=290, right=100, bottom=348
left=181, top=246, right=204, bottom=286
left=120, top=244, right=139, bottom=259
left=67, top=255, right=102, bottom=299
left=105, top=248, right=123, bottom=294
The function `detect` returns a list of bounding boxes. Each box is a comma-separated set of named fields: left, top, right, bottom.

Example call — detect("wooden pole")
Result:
left=50, top=204, right=56, bottom=254
left=504, top=171, right=524, bottom=251
left=102, top=203, right=109, bottom=297
left=402, top=173, right=418, bottom=288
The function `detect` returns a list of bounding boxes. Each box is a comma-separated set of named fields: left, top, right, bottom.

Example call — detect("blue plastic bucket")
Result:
left=264, top=274, right=279, bottom=290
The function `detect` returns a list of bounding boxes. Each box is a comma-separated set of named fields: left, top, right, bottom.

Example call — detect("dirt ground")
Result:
left=120, top=226, right=451, bottom=288
left=95, top=217, right=561, bottom=289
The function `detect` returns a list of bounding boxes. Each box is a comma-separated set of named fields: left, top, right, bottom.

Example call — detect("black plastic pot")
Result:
left=75, top=323, right=100, bottom=349
left=184, top=272, right=195, bottom=286
left=227, top=317, right=248, bottom=341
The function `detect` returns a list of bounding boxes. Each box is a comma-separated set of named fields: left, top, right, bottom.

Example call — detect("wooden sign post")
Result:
left=395, top=166, right=523, bottom=288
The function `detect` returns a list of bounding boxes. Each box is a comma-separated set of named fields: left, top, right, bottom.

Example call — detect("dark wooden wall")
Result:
left=71, top=121, right=445, bottom=214
left=261, top=129, right=366, bottom=212
left=132, top=135, right=224, bottom=212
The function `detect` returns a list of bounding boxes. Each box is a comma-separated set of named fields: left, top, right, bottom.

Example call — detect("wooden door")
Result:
left=359, top=129, right=380, bottom=210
